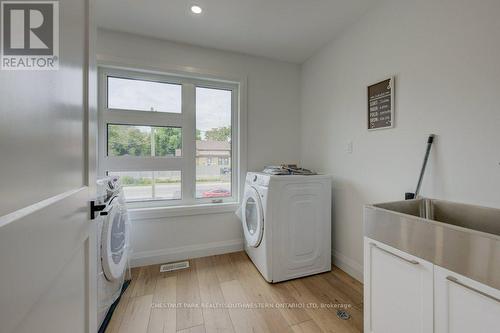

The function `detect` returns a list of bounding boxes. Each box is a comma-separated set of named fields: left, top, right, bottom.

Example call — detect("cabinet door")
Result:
left=364, top=237, right=434, bottom=333
left=435, top=265, right=500, bottom=333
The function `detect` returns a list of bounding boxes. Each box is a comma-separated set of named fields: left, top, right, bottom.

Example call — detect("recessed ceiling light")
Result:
left=190, top=5, right=202, bottom=14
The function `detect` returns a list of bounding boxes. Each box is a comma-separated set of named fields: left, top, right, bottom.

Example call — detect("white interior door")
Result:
left=0, top=0, right=97, bottom=332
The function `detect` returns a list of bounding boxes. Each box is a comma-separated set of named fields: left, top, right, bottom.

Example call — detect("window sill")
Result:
left=127, top=202, right=240, bottom=220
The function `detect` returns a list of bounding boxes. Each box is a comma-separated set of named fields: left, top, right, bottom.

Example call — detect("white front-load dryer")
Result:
left=240, top=172, right=331, bottom=283
left=97, top=178, right=130, bottom=328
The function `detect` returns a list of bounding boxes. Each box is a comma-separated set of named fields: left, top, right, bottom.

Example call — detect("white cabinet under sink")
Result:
left=434, top=265, right=500, bottom=333
left=364, top=238, right=434, bottom=333
left=365, top=237, right=500, bottom=333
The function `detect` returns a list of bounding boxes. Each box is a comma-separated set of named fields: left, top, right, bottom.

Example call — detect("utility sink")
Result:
left=375, top=198, right=500, bottom=236
left=365, top=198, right=500, bottom=290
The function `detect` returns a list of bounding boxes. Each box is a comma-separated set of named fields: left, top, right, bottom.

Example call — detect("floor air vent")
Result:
left=159, top=261, right=190, bottom=272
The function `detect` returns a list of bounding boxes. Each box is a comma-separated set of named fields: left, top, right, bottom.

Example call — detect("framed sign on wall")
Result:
left=367, top=77, right=394, bottom=130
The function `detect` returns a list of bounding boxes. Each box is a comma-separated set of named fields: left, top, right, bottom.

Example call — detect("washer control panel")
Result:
left=246, top=172, right=270, bottom=187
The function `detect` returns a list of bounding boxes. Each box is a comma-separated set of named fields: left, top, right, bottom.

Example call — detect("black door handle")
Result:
left=90, top=201, right=106, bottom=220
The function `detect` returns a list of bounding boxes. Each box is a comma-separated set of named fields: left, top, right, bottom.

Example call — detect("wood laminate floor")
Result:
left=106, top=252, right=363, bottom=333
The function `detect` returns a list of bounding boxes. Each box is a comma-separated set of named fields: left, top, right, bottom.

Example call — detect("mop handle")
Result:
left=414, top=134, right=435, bottom=198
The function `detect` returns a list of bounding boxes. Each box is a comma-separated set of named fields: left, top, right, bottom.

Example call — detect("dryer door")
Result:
left=242, top=186, right=264, bottom=247
left=101, top=199, right=128, bottom=281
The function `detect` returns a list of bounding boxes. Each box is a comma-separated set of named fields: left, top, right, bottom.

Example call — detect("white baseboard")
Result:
left=332, top=250, right=364, bottom=283
left=129, top=239, right=244, bottom=268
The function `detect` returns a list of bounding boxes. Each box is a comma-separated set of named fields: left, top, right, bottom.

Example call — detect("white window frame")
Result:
left=98, top=66, right=241, bottom=209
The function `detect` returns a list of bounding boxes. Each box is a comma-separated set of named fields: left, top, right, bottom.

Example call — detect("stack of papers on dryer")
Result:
left=263, top=165, right=317, bottom=175
left=263, top=166, right=290, bottom=175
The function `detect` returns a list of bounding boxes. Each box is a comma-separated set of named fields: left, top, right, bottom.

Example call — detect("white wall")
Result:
left=300, top=0, right=500, bottom=281
left=97, top=29, right=301, bottom=266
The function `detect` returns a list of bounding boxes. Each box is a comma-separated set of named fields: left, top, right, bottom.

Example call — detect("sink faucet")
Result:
left=406, top=134, right=435, bottom=200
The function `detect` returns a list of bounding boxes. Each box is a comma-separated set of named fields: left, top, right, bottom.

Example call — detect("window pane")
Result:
left=107, top=124, right=182, bottom=157
left=109, top=171, right=153, bottom=201
left=107, top=76, right=182, bottom=113
left=108, top=171, right=181, bottom=201
left=154, top=126, right=182, bottom=157
left=155, top=171, right=182, bottom=200
left=195, top=87, right=232, bottom=199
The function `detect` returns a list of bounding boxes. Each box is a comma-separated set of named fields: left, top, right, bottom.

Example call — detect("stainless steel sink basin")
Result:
left=365, top=198, right=500, bottom=290
left=374, top=198, right=500, bottom=236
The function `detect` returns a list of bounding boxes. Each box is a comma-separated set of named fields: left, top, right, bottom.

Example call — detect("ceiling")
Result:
left=96, top=0, right=381, bottom=63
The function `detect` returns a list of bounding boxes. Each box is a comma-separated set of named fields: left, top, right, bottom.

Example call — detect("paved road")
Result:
left=123, top=182, right=231, bottom=200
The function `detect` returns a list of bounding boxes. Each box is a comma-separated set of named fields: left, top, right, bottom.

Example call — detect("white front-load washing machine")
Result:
left=96, top=177, right=130, bottom=329
left=240, top=172, right=331, bottom=283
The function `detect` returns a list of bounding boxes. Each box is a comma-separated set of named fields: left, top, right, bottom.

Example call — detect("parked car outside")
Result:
left=202, top=188, right=231, bottom=198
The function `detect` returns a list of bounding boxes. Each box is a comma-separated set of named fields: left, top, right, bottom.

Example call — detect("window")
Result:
left=107, top=77, right=182, bottom=113
left=99, top=68, right=239, bottom=206
left=107, top=124, right=182, bottom=157
left=195, top=87, right=232, bottom=198
left=218, top=157, right=229, bottom=165
left=108, top=171, right=182, bottom=201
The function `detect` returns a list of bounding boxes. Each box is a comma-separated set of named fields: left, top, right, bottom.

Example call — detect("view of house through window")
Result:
left=99, top=69, right=237, bottom=204
left=196, top=87, right=232, bottom=199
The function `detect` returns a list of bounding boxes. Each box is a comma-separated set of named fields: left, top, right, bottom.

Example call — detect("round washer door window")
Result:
left=101, top=199, right=128, bottom=281
left=242, top=186, right=264, bottom=247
